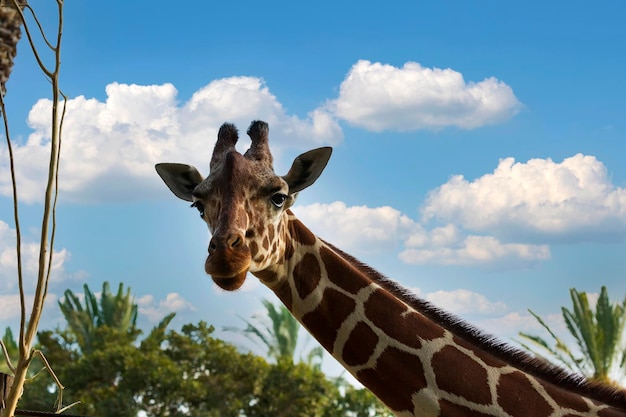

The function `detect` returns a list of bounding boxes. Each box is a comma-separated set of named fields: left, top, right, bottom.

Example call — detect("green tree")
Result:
left=327, top=384, right=395, bottom=417
left=58, top=281, right=139, bottom=354
left=227, top=298, right=324, bottom=367
left=519, top=286, right=626, bottom=384
left=245, top=358, right=336, bottom=417
left=16, top=282, right=392, bottom=416
left=16, top=282, right=174, bottom=417
left=227, top=299, right=392, bottom=415
left=1, top=327, right=18, bottom=373
left=133, top=321, right=268, bottom=417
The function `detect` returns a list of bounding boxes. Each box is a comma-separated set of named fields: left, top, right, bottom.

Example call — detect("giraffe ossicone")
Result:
left=156, top=120, right=626, bottom=417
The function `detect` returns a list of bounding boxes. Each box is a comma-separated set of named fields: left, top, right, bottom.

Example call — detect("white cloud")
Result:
left=291, top=202, right=548, bottom=268
left=400, top=230, right=550, bottom=268
left=425, top=289, right=507, bottom=316
left=0, top=77, right=343, bottom=204
left=478, top=312, right=565, bottom=341
left=0, top=62, right=521, bottom=204
left=326, top=60, right=521, bottom=131
left=0, top=220, right=71, bottom=293
left=422, top=154, right=626, bottom=242
left=136, top=292, right=195, bottom=323
left=0, top=293, right=59, bottom=321
left=292, top=202, right=418, bottom=253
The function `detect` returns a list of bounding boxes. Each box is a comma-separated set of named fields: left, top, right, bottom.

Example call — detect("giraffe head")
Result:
left=156, top=120, right=332, bottom=291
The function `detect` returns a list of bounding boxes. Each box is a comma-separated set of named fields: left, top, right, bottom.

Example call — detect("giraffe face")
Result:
left=191, top=150, right=293, bottom=290
left=156, top=120, right=332, bottom=291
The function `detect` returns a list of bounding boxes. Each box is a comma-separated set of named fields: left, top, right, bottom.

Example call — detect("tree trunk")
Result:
left=0, top=373, right=14, bottom=412
left=0, top=0, right=26, bottom=96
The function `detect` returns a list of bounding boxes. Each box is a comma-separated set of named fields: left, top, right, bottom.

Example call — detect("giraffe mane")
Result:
left=321, top=239, right=626, bottom=410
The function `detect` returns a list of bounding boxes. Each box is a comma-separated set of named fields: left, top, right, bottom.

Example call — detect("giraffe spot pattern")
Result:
left=320, top=245, right=369, bottom=294
left=301, top=288, right=355, bottom=351
left=249, top=240, right=258, bottom=258
left=181, top=127, right=626, bottom=416
left=289, top=218, right=317, bottom=246
left=357, top=346, right=427, bottom=413
left=255, top=269, right=277, bottom=283
left=272, top=281, right=293, bottom=311
left=364, top=289, right=445, bottom=349
left=438, top=399, right=494, bottom=417
left=538, top=380, right=590, bottom=413
left=293, top=253, right=321, bottom=299
left=452, top=335, right=507, bottom=368
left=283, top=240, right=294, bottom=261
left=342, top=321, right=379, bottom=367
left=598, top=407, right=626, bottom=417
left=497, top=371, right=554, bottom=417
left=431, top=345, right=492, bottom=405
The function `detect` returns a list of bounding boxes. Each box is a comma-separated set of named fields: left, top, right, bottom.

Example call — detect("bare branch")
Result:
left=22, top=4, right=54, bottom=50
left=43, top=94, right=65, bottom=299
left=0, top=340, right=16, bottom=374
left=30, top=350, right=65, bottom=413
left=9, top=0, right=53, bottom=78
left=1, top=0, right=67, bottom=414
left=0, top=92, right=25, bottom=349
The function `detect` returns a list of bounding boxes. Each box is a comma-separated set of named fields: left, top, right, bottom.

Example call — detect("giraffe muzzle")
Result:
left=205, top=232, right=251, bottom=290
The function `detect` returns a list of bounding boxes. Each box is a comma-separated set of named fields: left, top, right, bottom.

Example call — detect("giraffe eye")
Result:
left=270, top=193, right=287, bottom=208
left=190, top=201, right=205, bottom=217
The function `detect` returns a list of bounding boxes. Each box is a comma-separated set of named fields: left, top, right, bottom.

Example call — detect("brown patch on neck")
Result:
left=288, top=217, right=317, bottom=246
left=301, top=288, right=355, bottom=351
left=431, top=345, right=491, bottom=405
left=293, top=253, right=321, bottom=299
left=321, top=241, right=626, bottom=411
left=364, top=288, right=444, bottom=349
left=342, top=321, right=378, bottom=367
left=497, top=371, right=554, bottom=417
left=272, top=281, right=293, bottom=311
left=319, top=245, right=369, bottom=294
left=357, top=346, right=427, bottom=413
left=438, top=400, right=494, bottom=417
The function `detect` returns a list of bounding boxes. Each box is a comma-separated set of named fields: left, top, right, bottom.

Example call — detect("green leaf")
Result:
left=519, top=287, right=626, bottom=384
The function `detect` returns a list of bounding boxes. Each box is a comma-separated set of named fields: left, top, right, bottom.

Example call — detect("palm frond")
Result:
left=520, top=287, right=626, bottom=384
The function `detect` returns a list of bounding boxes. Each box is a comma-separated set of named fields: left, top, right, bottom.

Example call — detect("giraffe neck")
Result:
left=254, top=213, right=626, bottom=417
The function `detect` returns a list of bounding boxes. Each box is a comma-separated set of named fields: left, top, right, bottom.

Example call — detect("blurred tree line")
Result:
left=1, top=282, right=392, bottom=417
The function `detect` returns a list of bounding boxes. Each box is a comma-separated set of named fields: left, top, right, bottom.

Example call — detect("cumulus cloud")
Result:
left=292, top=202, right=548, bottom=268
left=0, top=220, right=72, bottom=292
left=422, top=154, right=626, bottom=242
left=478, top=312, right=565, bottom=341
left=0, top=62, right=522, bottom=204
left=400, top=225, right=550, bottom=268
left=0, top=293, right=59, bottom=321
left=0, top=77, right=342, bottom=204
left=301, top=154, right=626, bottom=267
left=292, top=202, right=418, bottom=253
left=326, top=60, right=521, bottom=131
left=424, top=288, right=507, bottom=316
left=136, top=292, right=195, bottom=323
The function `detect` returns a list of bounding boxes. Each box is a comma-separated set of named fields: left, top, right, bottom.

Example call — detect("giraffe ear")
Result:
left=282, top=147, right=332, bottom=194
left=155, top=163, right=204, bottom=202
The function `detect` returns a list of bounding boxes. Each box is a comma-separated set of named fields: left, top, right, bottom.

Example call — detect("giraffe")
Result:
left=156, top=120, right=626, bottom=417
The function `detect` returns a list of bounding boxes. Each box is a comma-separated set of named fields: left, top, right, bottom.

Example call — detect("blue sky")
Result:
left=2, top=0, right=626, bottom=377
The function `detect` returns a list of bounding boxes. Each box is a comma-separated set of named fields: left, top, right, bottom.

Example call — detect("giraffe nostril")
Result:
left=208, top=239, right=217, bottom=253
left=229, top=233, right=244, bottom=249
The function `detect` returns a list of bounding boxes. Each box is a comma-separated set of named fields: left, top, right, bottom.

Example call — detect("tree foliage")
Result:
left=58, top=281, right=139, bottom=354
left=519, top=286, right=626, bottom=384
left=13, top=284, right=389, bottom=416
left=1, top=327, right=18, bottom=373
left=227, top=298, right=324, bottom=368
